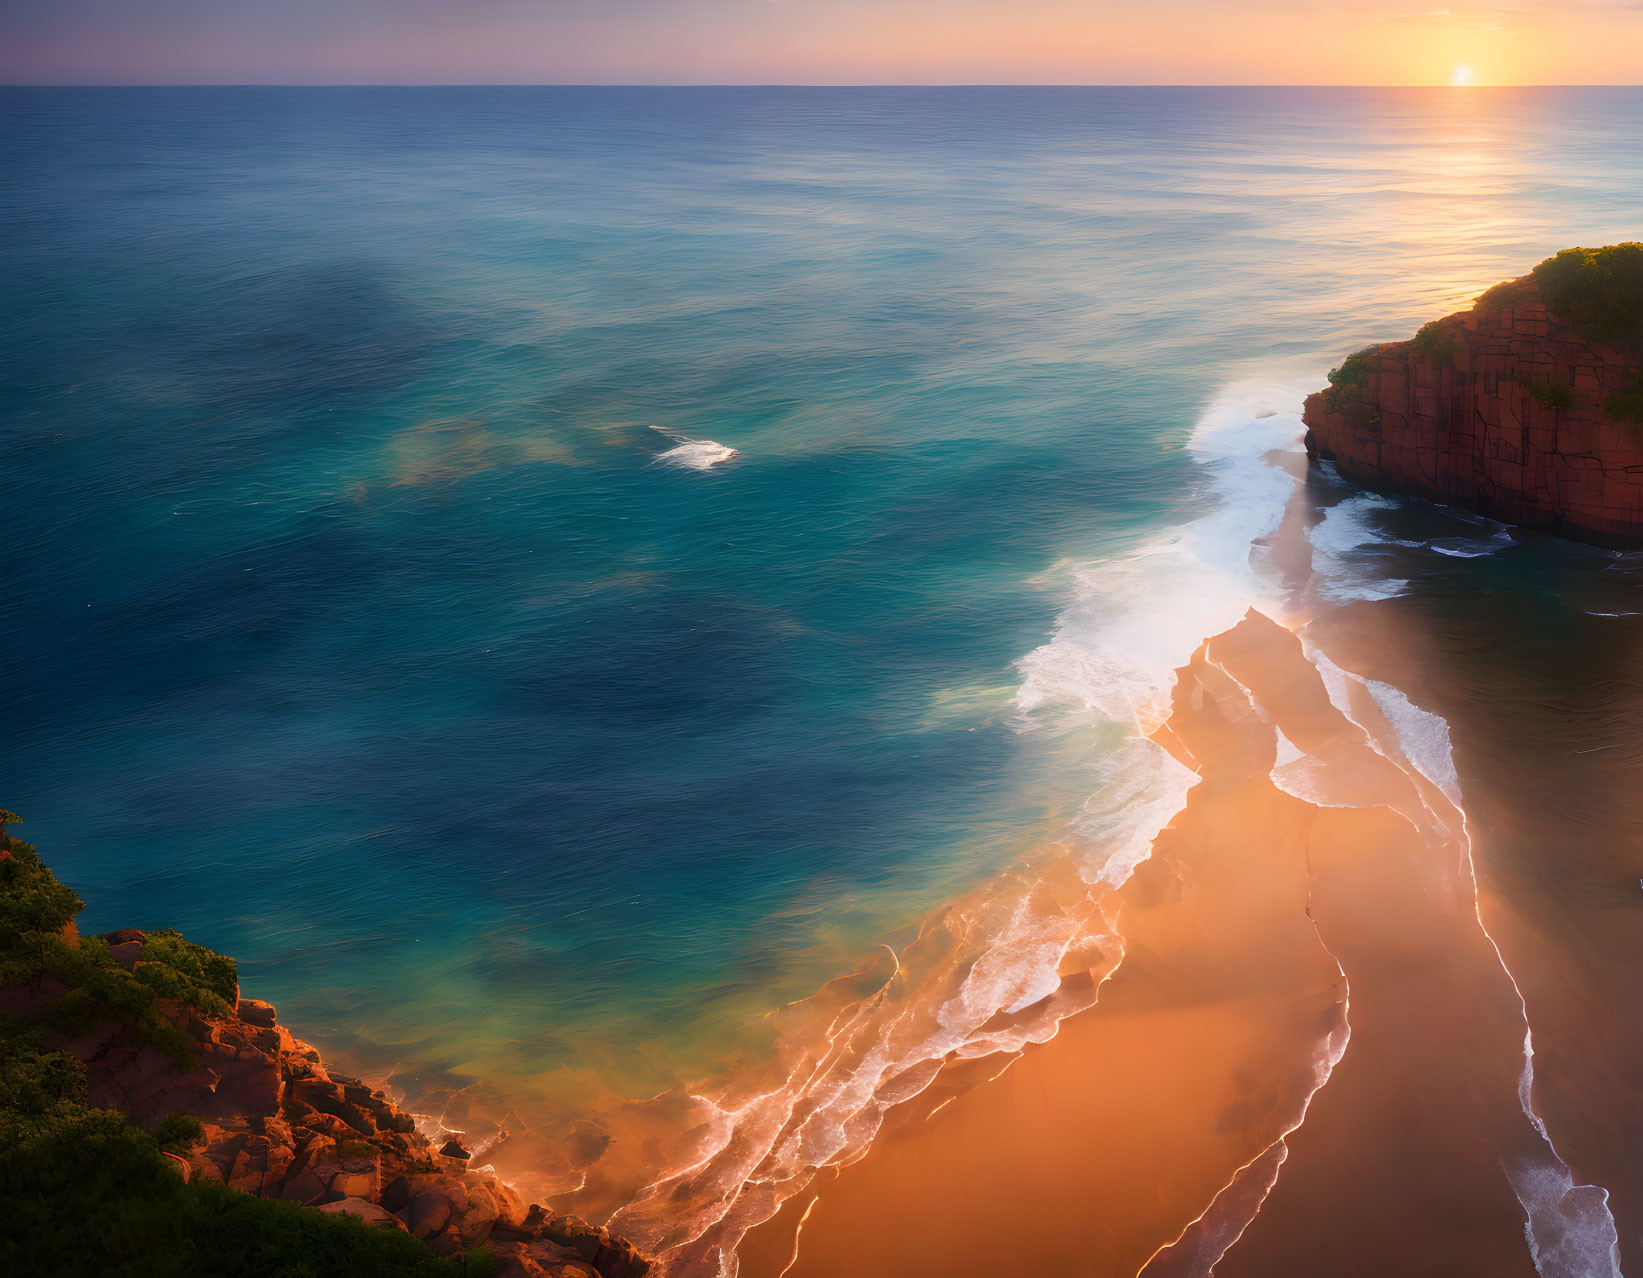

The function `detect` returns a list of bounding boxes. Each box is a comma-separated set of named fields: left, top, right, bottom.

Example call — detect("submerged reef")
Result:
left=1304, top=243, right=1643, bottom=546
left=0, top=820, right=650, bottom=1278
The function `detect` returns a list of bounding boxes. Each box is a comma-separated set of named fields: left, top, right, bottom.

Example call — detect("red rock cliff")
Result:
left=1303, top=276, right=1643, bottom=547
left=3, top=926, right=649, bottom=1278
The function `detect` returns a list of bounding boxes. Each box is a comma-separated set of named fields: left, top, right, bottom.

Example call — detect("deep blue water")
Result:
left=4, top=86, right=1642, bottom=1097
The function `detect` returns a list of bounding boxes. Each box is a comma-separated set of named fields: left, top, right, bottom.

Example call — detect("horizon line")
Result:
left=3, top=81, right=1641, bottom=90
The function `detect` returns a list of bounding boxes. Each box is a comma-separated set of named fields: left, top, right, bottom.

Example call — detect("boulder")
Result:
left=541, top=1214, right=609, bottom=1264
left=327, top=1167, right=379, bottom=1200
left=237, top=997, right=277, bottom=1028
left=278, top=1161, right=333, bottom=1204
left=226, top=1138, right=271, bottom=1194
left=404, top=1187, right=457, bottom=1239
left=531, top=1247, right=601, bottom=1278
left=316, top=1197, right=408, bottom=1231
left=107, top=940, right=145, bottom=970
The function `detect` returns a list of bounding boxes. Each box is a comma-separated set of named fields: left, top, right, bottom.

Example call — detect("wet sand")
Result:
left=741, top=610, right=1559, bottom=1278
left=1304, top=578, right=1643, bottom=1274
left=445, top=449, right=1640, bottom=1278
left=570, top=550, right=1643, bottom=1278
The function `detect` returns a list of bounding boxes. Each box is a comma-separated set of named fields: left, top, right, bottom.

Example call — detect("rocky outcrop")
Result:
left=1303, top=269, right=1643, bottom=547
left=4, top=929, right=648, bottom=1278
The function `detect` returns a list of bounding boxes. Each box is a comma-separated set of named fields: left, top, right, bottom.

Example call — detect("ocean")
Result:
left=5, top=86, right=1643, bottom=1274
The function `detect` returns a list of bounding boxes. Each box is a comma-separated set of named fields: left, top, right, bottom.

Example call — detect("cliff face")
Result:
left=1303, top=277, right=1643, bottom=547
left=47, top=955, right=646, bottom=1277
left=0, top=853, right=650, bottom=1278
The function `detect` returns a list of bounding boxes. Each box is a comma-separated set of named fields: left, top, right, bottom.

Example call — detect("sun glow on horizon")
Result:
left=2, top=0, right=1640, bottom=85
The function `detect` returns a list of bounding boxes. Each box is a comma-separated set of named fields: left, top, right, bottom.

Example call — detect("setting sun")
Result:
left=1452, top=65, right=1474, bottom=85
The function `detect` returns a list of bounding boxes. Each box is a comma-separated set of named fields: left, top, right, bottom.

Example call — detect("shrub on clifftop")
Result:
left=136, top=929, right=239, bottom=1011
left=1474, top=244, right=1643, bottom=358
left=1530, top=243, right=1643, bottom=352
left=155, top=1110, right=204, bottom=1154
left=1321, top=350, right=1381, bottom=427
left=0, top=838, right=238, bottom=1063
left=0, top=837, right=81, bottom=942
left=1411, top=321, right=1455, bottom=362
left=0, top=1070, right=492, bottom=1277
left=1, top=834, right=495, bottom=1278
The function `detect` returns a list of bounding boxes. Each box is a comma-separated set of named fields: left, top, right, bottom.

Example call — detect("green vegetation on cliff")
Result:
left=1516, top=375, right=1576, bottom=410
left=0, top=829, right=492, bottom=1278
left=1531, top=244, right=1643, bottom=353
left=1473, top=245, right=1643, bottom=424
left=1411, top=321, right=1455, bottom=362
left=0, top=841, right=235, bottom=1066
left=1605, top=372, right=1643, bottom=425
left=1321, top=350, right=1382, bottom=428
left=1, top=1045, right=490, bottom=1276
left=1476, top=244, right=1643, bottom=348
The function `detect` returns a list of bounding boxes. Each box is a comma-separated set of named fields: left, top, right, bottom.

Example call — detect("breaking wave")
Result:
left=587, top=386, right=1319, bottom=1274
left=653, top=426, right=739, bottom=470
left=558, top=381, right=1622, bottom=1278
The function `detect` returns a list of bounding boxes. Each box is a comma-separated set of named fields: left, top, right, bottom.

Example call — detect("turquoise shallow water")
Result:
left=4, top=87, right=1643, bottom=1112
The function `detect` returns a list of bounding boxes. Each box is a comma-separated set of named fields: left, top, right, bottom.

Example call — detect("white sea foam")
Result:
left=1269, top=752, right=1361, bottom=810
left=1431, top=528, right=1515, bottom=558
left=652, top=427, right=738, bottom=470
left=1307, top=493, right=1411, bottom=603
left=1401, top=507, right=1516, bottom=561
left=1065, top=736, right=1202, bottom=890
left=1017, top=384, right=1306, bottom=734
left=1308, top=469, right=1515, bottom=589
left=1293, top=440, right=1627, bottom=1276
left=1362, top=678, right=1463, bottom=807
left=1510, top=1149, right=1624, bottom=1278
left=601, top=387, right=1319, bottom=1275
left=1295, top=646, right=1625, bottom=1278
left=612, top=380, right=1622, bottom=1278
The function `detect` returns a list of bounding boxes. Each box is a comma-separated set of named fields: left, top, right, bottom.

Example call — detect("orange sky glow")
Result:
left=1, top=0, right=1640, bottom=84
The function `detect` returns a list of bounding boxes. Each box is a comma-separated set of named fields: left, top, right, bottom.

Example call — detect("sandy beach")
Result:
left=739, top=603, right=1590, bottom=1277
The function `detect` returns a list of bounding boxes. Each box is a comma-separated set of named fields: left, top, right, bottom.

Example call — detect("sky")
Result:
left=0, top=0, right=1639, bottom=85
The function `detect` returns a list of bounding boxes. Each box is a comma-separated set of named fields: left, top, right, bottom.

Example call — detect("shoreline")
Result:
left=633, top=393, right=1633, bottom=1275
left=9, top=86, right=1643, bottom=1278
left=310, top=390, right=1444, bottom=1274
left=732, top=596, right=1606, bottom=1275
left=0, top=842, right=654, bottom=1278
left=507, top=390, right=1313, bottom=1271
left=272, top=388, right=1635, bottom=1278
left=17, top=387, right=1632, bottom=1278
